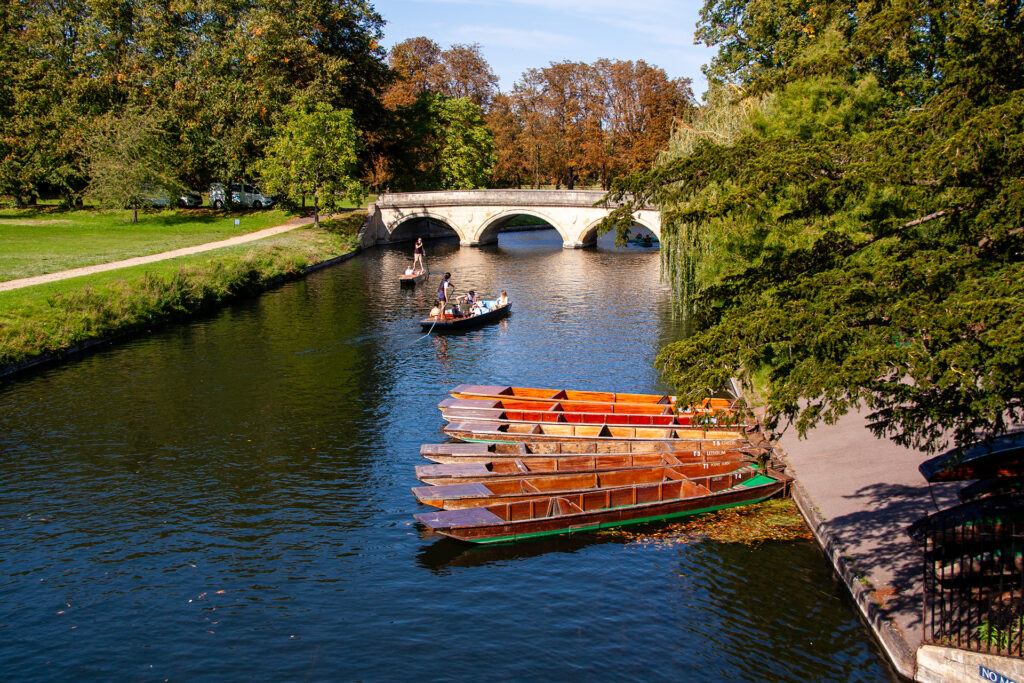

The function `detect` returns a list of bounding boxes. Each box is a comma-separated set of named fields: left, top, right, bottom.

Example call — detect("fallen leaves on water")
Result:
left=602, top=499, right=813, bottom=547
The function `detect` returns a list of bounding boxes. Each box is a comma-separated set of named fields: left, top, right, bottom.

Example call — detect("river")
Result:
left=0, top=229, right=897, bottom=680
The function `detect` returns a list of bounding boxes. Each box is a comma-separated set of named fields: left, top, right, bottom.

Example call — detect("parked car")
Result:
left=178, top=192, right=202, bottom=208
left=139, top=186, right=171, bottom=208
left=209, top=182, right=274, bottom=209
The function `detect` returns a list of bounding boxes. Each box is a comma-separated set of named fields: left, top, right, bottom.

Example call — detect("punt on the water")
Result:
left=419, top=303, right=511, bottom=332
left=449, top=384, right=735, bottom=413
left=413, top=462, right=758, bottom=509
left=442, top=420, right=746, bottom=446
left=414, top=469, right=790, bottom=543
left=418, top=441, right=753, bottom=464
left=415, top=452, right=755, bottom=485
left=399, top=268, right=428, bottom=285
left=439, top=397, right=749, bottom=428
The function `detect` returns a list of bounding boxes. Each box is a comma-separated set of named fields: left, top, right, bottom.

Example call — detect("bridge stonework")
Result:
left=359, top=190, right=660, bottom=249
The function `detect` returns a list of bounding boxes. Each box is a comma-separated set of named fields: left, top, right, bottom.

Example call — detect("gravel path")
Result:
left=0, top=216, right=315, bottom=292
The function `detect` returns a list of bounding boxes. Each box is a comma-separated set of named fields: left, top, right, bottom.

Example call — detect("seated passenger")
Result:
left=497, top=290, right=509, bottom=307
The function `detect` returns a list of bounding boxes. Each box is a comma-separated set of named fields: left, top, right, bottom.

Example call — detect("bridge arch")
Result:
left=577, top=215, right=659, bottom=247
left=474, top=209, right=567, bottom=246
left=384, top=210, right=466, bottom=243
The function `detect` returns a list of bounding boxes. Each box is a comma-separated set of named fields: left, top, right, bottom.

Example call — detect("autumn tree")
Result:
left=595, top=59, right=695, bottom=187
left=516, top=61, right=604, bottom=189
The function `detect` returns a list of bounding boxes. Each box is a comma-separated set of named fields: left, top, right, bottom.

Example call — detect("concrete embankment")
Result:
left=773, top=409, right=1024, bottom=681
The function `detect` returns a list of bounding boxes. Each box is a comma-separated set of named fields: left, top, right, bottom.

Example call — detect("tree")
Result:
left=434, top=97, right=495, bottom=189
left=257, top=99, right=363, bottom=228
left=605, top=1, right=1024, bottom=452
left=84, top=108, right=182, bottom=223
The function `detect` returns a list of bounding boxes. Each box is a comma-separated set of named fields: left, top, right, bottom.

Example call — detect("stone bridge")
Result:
left=359, top=189, right=660, bottom=249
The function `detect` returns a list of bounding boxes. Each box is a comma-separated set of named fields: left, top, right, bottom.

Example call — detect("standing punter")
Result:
left=412, top=237, right=426, bottom=273
left=436, top=272, right=453, bottom=321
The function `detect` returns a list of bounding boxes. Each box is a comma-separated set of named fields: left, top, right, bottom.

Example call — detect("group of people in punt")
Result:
left=429, top=271, right=508, bottom=322
left=413, top=238, right=508, bottom=322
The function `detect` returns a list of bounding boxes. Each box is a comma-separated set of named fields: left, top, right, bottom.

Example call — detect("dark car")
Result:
left=178, top=192, right=203, bottom=208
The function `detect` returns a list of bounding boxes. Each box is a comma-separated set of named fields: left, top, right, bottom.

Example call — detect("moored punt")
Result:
left=414, top=469, right=789, bottom=543
left=439, top=397, right=748, bottom=428
left=413, top=462, right=759, bottom=509
left=442, top=420, right=746, bottom=446
left=398, top=268, right=428, bottom=285
left=918, top=431, right=1024, bottom=482
left=419, top=441, right=751, bottom=464
left=419, top=303, right=511, bottom=332
left=415, top=452, right=755, bottom=485
left=449, top=383, right=734, bottom=413
left=438, top=397, right=745, bottom=423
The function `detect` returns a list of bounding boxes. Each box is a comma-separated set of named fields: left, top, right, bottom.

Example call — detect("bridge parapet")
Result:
left=363, top=189, right=659, bottom=249
left=375, top=189, right=616, bottom=209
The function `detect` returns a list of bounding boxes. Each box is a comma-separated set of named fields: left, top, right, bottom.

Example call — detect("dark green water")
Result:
left=0, top=230, right=897, bottom=680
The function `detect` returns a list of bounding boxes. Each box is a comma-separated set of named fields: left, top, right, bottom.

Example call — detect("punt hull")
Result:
left=415, top=472, right=788, bottom=543
left=419, top=441, right=752, bottom=464
left=399, top=269, right=428, bottom=285
left=440, top=403, right=749, bottom=429
left=419, top=303, right=511, bottom=332
left=449, top=383, right=734, bottom=413
left=438, top=397, right=735, bottom=423
left=413, top=463, right=760, bottom=509
left=442, top=420, right=746, bottom=447
left=415, top=453, right=755, bottom=485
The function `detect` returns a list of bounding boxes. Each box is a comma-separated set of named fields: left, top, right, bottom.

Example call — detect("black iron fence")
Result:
left=908, top=493, right=1024, bottom=657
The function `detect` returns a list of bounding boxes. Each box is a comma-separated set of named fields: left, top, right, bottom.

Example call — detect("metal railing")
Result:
left=908, top=493, right=1024, bottom=656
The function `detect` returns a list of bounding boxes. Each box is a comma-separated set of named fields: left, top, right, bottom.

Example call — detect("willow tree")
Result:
left=606, top=1, right=1024, bottom=452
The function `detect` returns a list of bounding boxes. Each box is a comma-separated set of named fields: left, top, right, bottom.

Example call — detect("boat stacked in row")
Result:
left=413, top=384, right=791, bottom=544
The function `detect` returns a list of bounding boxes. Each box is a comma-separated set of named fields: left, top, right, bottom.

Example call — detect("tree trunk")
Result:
left=313, top=192, right=320, bottom=228
left=132, top=204, right=139, bottom=223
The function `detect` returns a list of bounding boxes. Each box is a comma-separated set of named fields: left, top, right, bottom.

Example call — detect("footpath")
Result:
left=0, top=215, right=314, bottom=292
left=775, top=409, right=1023, bottom=681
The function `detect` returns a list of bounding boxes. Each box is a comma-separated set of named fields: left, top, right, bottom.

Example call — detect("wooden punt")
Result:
left=419, top=303, right=511, bottom=332
left=439, top=397, right=747, bottom=428
left=442, top=420, right=746, bottom=446
left=919, top=431, right=1024, bottom=482
left=415, top=451, right=755, bottom=485
left=450, top=383, right=735, bottom=413
left=419, top=441, right=752, bottom=464
left=414, top=469, right=789, bottom=543
left=413, top=462, right=757, bottom=508
left=398, top=268, right=428, bottom=285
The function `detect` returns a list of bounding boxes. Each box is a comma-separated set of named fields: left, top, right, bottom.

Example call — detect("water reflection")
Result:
left=0, top=229, right=895, bottom=681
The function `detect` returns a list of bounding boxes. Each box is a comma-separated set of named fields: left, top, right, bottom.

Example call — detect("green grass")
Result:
left=0, top=206, right=306, bottom=281
left=0, top=224, right=361, bottom=369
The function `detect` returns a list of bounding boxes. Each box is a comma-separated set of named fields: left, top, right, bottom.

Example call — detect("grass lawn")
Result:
left=0, top=217, right=363, bottom=368
left=0, top=206, right=303, bottom=281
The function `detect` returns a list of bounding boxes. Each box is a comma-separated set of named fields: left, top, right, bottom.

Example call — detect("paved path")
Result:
left=0, top=216, right=315, bottom=292
left=774, top=408, right=961, bottom=678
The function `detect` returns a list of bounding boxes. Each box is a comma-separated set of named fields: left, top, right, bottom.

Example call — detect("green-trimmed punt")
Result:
left=415, top=470, right=789, bottom=544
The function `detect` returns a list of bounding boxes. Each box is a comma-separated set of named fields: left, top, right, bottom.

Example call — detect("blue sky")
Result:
left=375, top=0, right=719, bottom=101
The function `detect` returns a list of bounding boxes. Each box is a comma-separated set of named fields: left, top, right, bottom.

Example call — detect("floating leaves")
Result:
left=604, top=499, right=812, bottom=547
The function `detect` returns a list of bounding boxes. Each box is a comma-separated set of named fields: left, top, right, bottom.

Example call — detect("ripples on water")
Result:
left=0, top=229, right=896, bottom=680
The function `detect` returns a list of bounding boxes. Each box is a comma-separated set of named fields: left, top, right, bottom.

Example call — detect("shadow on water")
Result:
left=416, top=530, right=615, bottom=572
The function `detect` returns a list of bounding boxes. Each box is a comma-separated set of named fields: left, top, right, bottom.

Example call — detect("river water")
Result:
left=0, top=229, right=896, bottom=680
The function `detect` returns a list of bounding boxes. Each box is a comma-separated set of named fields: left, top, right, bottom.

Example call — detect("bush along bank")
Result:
left=0, top=217, right=363, bottom=379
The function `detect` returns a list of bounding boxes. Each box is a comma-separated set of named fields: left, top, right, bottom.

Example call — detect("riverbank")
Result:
left=772, top=409, right=1024, bottom=681
left=0, top=213, right=364, bottom=380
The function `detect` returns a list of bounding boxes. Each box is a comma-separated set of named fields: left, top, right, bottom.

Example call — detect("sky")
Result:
left=375, top=0, right=719, bottom=101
